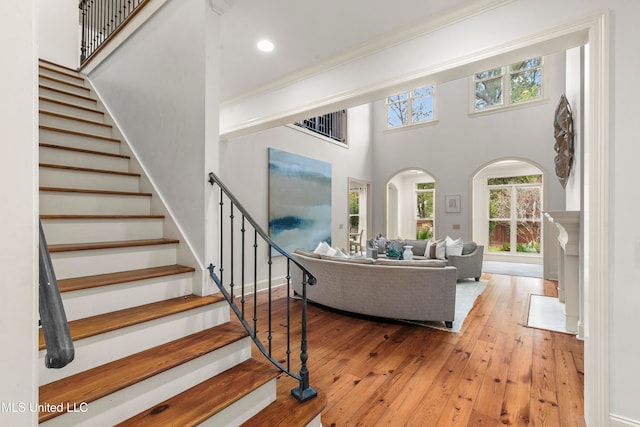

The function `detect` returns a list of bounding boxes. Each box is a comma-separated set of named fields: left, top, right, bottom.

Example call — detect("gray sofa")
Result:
left=291, top=250, right=457, bottom=327
left=369, top=238, right=484, bottom=282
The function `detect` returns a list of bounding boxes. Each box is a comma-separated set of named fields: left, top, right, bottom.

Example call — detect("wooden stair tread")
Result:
left=116, top=358, right=280, bottom=426
left=39, top=96, right=104, bottom=114
left=40, top=110, right=112, bottom=128
left=39, top=293, right=223, bottom=350
left=48, top=238, right=179, bottom=253
left=241, top=375, right=327, bottom=427
left=39, top=125, right=120, bottom=142
left=39, top=60, right=81, bottom=76
left=38, top=323, right=248, bottom=423
left=39, top=74, right=88, bottom=91
left=38, top=84, right=95, bottom=103
left=41, top=214, right=164, bottom=220
left=40, top=162, right=140, bottom=177
left=56, top=264, right=194, bottom=293
left=39, top=143, right=129, bottom=159
left=40, top=186, right=151, bottom=197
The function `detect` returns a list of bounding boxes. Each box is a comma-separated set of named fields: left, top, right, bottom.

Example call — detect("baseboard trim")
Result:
left=610, top=414, right=640, bottom=427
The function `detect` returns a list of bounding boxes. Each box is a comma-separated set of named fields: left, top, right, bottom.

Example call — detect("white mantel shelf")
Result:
left=543, top=211, right=581, bottom=337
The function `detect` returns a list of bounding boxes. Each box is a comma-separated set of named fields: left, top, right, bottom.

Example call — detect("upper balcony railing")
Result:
left=79, top=0, right=148, bottom=64
left=295, top=110, right=347, bottom=144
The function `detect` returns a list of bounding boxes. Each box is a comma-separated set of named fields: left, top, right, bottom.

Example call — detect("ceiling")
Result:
left=218, top=0, right=469, bottom=101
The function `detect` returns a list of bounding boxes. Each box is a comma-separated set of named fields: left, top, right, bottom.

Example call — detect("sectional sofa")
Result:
left=290, top=250, right=457, bottom=327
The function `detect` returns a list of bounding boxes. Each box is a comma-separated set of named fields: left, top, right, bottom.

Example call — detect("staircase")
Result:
left=37, top=59, right=325, bottom=426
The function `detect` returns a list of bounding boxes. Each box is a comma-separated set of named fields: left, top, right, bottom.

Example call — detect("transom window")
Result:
left=473, top=57, right=543, bottom=112
left=387, top=86, right=436, bottom=128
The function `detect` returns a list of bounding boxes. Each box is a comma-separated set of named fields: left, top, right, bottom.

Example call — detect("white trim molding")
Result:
left=610, top=414, right=640, bottom=427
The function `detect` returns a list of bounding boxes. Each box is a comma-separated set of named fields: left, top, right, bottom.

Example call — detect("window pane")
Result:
left=489, top=188, right=511, bottom=219
left=489, top=220, right=510, bottom=252
left=475, top=78, right=503, bottom=110
left=475, top=68, right=502, bottom=80
left=412, top=95, right=434, bottom=123
left=510, top=57, right=541, bottom=72
left=510, top=68, right=541, bottom=102
left=488, top=175, right=542, bottom=185
left=416, top=192, right=433, bottom=219
left=387, top=101, right=407, bottom=127
left=516, top=221, right=541, bottom=253
left=417, top=182, right=435, bottom=190
left=416, top=220, right=433, bottom=240
left=516, top=187, right=541, bottom=220
left=387, top=93, right=408, bottom=103
left=412, top=86, right=434, bottom=97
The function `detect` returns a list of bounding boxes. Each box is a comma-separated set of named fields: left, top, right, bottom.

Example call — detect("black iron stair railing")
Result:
left=79, top=0, right=148, bottom=64
left=207, top=172, right=318, bottom=402
left=39, top=220, right=74, bottom=369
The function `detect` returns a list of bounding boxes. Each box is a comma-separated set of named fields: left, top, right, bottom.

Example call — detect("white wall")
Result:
left=39, top=0, right=79, bottom=68
left=0, top=0, right=39, bottom=425
left=218, top=104, right=373, bottom=284
left=371, top=52, right=567, bottom=244
left=88, top=0, right=220, bottom=268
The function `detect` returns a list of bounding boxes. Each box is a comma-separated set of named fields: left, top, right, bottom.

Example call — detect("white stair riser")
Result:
left=51, top=244, right=178, bottom=279
left=39, top=86, right=97, bottom=109
left=42, top=218, right=163, bottom=245
left=61, top=273, right=195, bottom=322
left=39, top=68, right=85, bottom=86
left=40, top=338, right=252, bottom=427
left=40, top=167, right=139, bottom=192
left=40, top=98, right=104, bottom=122
left=40, top=146, right=130, bottom=172
left=39, top=302, right=231, bottom=385
left=39, top=76, right=90, bottom=97
left=39, top=61, right=78, bottom=75
left=201, top=381, right=276, bottom=427
left=40, top=192, right=151, bottom=215
left=40, top=128, right=120, bottom=154
left=40, top=113, right=113, bottom=138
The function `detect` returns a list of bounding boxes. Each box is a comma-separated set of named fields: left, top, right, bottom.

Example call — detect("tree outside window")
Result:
left=488, top=175, right=542, bottom=254
left=387, top=86, right=436, bottom=128
left=474, top=57, right=543, bottom=112
left=416, top=182, right=435, bottom=239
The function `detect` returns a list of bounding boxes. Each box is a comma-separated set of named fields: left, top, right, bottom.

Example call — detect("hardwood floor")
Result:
left=241, top=272, right=584, bottom=426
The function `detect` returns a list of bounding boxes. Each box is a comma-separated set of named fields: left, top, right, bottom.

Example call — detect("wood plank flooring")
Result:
left=241, top=272, right=584, bottom=426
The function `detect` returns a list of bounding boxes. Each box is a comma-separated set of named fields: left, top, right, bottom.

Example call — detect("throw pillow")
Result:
left=425, top=239, right=441, bottom=259
left=435, top=240, right=447, bottom=260
left=462, top=241, right=478, bottom=255
left=313, top=241, right=331, bottom=255
left=445, top=236, right=464, bottom=257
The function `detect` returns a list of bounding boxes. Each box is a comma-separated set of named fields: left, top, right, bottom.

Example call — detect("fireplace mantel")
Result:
left=543, top=211, right=581, bottom=336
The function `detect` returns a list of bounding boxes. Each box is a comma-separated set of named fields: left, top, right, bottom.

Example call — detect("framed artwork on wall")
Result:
left=445, top=194, right=461, bottom=213
left=268, top=148, right=332, bottom=253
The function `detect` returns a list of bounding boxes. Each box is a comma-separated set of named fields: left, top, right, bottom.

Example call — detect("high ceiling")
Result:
left=218, top=0, right=469, bottom=101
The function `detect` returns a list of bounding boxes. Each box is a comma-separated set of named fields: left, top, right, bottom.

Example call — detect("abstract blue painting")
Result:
left=268, top=148, right=332, bottom=253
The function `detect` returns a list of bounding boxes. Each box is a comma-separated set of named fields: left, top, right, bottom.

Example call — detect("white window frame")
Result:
left=386, top=85, right=438, bottom=129
left=487, top=180, right=543, bottom=256
left=470, top=56, right=545, bottom=115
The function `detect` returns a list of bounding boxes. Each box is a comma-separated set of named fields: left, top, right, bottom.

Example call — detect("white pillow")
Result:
left=313, top=241, right=331, bottom=255
left=435, top=240, right=447, bottom=260
left=445, top=236, right=464, bottom=257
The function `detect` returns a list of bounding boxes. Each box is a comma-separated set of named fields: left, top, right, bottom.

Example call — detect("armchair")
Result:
left=446, top=244, right=484, bottom=281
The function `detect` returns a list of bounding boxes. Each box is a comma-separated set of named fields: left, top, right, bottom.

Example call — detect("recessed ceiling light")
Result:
left=257, top=39, right=275, bottom=53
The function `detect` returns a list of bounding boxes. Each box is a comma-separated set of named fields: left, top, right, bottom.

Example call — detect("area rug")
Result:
left=524, top=294, right=572, bottom=334
left=482, top=261, right=543, bottom=279
left=398, top=279, right=487, bottom=333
